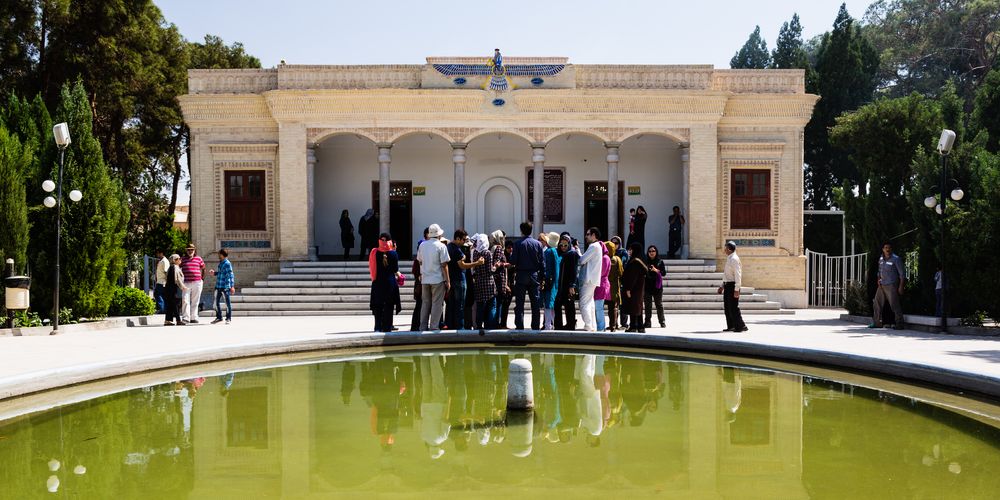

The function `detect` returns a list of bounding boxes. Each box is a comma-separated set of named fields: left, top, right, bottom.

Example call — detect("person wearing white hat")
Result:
left=417, top=223, right=451, bottom=331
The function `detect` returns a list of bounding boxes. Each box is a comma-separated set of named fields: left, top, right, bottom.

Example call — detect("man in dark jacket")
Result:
left=510, top=221, right=545, bottom=330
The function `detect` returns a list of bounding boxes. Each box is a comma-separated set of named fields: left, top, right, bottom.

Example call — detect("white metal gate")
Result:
left=806, top=249, right=868, bottom=307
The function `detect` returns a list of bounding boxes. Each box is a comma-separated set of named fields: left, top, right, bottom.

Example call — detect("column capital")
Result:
left=452, top=147, right=467, bottom=163
left=377, top=147, right=391, bottom=163
left=530, top=142, right=547, bottom=150
left=306, top=147, right=317, bottom=165
left=451, top=142, right=468, bottom=150
left=376, top=142, right=393, bottom=150
left=604, top=142, right=622, bottom=149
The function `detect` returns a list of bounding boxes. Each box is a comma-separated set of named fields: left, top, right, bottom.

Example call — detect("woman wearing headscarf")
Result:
left=358, top=209, right=379, bottom=261
left=369, top=233, right=402, bottom=332
left=542, top=232, right=562, bottom=330
left=340, top=209, right=355, bottom=260
left=605, top=241, right=624, bottom=332
left=471, top=233, right=498, bottom=330
left=632, top=206, right=648, bottom=250
left=594, top=241, right=612, bottom=331
left=621, top=243, right=648, bottom=333
left=555, top=235, right=579, bottom=330
left=164, top=253, right=188, bottom=326
left=611, top=236, right=629, bottom=330
left=489, top=230, right=508, bottom=328
left=643, top=245, right=667, bottom=329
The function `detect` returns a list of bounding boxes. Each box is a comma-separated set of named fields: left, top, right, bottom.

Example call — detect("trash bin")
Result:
left=4, top=276, right=30, bottom=311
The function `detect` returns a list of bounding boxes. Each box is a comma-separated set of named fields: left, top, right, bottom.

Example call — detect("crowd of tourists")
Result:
left=365, top=205, right=748, bottom=334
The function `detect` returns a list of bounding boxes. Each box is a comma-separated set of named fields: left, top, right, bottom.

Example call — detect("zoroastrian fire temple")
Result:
left=178, top=54, right=818, bottom=307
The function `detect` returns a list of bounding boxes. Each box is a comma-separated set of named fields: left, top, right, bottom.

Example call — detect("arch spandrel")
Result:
left=462, top=129, right=536, bottom=145
left=616, top=128, right=689, bottom=144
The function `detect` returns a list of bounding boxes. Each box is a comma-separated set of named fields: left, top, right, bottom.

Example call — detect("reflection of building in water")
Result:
left=708, top=366, right=807, bottom=499
left=180, top=356, right=807, bottom=497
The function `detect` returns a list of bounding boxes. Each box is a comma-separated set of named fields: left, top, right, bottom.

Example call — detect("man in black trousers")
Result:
left=509, top=221, right=545, bottom=330
left=717, top=241, right=748, bottom=332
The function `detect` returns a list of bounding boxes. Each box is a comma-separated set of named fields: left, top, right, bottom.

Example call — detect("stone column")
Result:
left=377, top=144, right=392, bottom=235
left=306, top=146, right=317, bottom=261
left=278, top=122, right=309, bottom=260
left=606, top=143, right=620, bottom=239
left=532, top=144, right=546, bottom=232
left=453, top=143, right=467, bottom=231
left=680, top=145, right=691, bottom=259
left=688, top=125, right=719, bottom=259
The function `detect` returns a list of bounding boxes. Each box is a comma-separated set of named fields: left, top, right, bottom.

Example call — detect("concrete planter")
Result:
left=840, top=314, right=999, bottom=337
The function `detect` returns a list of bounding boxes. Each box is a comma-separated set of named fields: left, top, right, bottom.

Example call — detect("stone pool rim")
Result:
left=1, top=330, right=999, bottom=414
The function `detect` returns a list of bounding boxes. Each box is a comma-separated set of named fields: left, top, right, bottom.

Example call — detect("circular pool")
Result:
left=1, top=348, right=998, bottom=497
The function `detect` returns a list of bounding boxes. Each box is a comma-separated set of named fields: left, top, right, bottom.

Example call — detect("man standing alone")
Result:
left=870, top=242, right=906, bottom=330
left=510, top=221, right=545, bottom=330
left=578, top=227, right=603, bottom=332
left=717, top=241, right=747, bottom=332
left=181, top=243, right=206, bottom=324
left=417, top=224, right=451, bottom=331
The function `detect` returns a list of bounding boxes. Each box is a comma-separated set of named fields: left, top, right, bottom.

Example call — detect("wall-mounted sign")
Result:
left=526, top=168, right=565, bottom=223
left=628, top=186, right=641, bottom=195
left=413, top=186, right=426, bottom=196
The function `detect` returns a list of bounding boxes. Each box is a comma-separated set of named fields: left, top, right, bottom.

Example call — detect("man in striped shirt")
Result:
left=181, top=243, right=206, bottom=323
left=209, top=249, right=236, bottom=324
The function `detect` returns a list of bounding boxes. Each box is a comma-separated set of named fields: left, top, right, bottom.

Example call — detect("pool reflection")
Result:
left=1, top=351, right=998, bottom=498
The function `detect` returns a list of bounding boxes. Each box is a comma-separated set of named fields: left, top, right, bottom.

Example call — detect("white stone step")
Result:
left=231, top=295, right=417, bottom=303
left=660, top=294, right=767, bottom=302
left=661, top=301, right=781, bottom=310
left=663, top=265, right=717, bottom=273
left=229, top=308, right=794, bottom=317
left=290, top=261, right=414, bottom=268
left=244, top=287, right=413, bottom=295
left=661, top=280, right=723, bottom=287
left=269, top=273, right=416, bottom=280
left=666, top=272, right=724, bottom=280
left=662, top=287, right=754, bottom=294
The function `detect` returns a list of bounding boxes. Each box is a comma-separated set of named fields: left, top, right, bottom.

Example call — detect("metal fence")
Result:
left=806, top=249, right=868, bottom=308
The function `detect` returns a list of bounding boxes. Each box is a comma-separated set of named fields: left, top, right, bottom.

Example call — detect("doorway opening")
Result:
left=584, top=181, right=625, bottom=240
left=372, top=181, right=413, bottom=257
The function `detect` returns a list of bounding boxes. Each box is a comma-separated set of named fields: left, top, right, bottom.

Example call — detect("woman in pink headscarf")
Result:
left=369, top=233, right=402, bottom=332
left=594, top=241, right=612, bottom=331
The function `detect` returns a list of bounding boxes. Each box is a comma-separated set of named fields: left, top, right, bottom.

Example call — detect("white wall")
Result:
left=314, top=132, right=682, bottom=256
left=619, top=135, right=683, bottom=251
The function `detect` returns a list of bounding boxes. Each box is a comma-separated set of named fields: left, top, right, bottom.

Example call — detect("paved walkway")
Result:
left=1, top=309, right=998, bottom=402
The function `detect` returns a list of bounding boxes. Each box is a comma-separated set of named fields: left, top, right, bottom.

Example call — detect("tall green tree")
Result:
left=863, top=0, right=1000, bottom=101
left=771, top=14, right=806, bottom=69
left=805, top=3, right=880, bottom=209
left=972, top=68, right=1000, bottom=152
left=831, top=93, right=944, bottom=296
left=46, top=81, right=129, bottom=318
left=730, top=26, right=772, bottom=69
left=0, top=125, right=31, bottom=277
left=0, top=0, right=37, bottom=97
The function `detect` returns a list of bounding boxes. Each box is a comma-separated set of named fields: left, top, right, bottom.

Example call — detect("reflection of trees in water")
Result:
left=0, top=382, right=195, bottom=497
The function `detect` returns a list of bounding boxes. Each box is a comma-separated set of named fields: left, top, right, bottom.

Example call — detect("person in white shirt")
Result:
left=417, top=223, right=451, bottom=331
left=717, top=241, right=748, bottom=332
left=578, top=227, right=604, bottom=332
left=154, top=249, right=169, bottom=313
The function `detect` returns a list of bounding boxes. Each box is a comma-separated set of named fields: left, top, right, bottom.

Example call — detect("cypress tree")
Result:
left=0, top=125, right=31, bottom=277
left=730, top=26, right=772, bottom=69
left=47, top=81, right=129, bottom=318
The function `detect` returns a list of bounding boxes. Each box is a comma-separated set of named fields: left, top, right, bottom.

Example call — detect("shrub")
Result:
left=843, top=280, right=872, bottom=317
left=58, top=308, right=78, bottom=325
left=960, top=310, right=987, bottom=327
left=13, top=310, right=42, bottom=328
left=108, top=287, right=155, bottom=317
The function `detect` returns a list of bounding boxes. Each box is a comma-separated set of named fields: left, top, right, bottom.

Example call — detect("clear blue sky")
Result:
left=157, top=0, right=865, bottom=69
left=158, top=0, right=866, bottom=205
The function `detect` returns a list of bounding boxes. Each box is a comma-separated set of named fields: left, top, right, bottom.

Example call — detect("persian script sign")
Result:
left=526, top=168, right=565, bottom=224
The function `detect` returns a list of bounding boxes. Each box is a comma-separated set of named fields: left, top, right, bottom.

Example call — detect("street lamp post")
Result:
left=930, top=129, right=957, bottom=333
left=45, top=122, right=82, bottom=334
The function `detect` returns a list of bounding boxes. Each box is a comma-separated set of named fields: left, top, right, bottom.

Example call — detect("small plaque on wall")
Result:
left=628, top=186, right=641, bottom=195
left=413, top=186, right=426, bottom=196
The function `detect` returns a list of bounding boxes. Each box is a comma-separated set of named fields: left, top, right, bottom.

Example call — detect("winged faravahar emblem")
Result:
left=431, top=49, right=566, bottom=93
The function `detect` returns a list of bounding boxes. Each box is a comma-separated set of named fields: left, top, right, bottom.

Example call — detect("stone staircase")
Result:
left=230, top=259, right=790, bottom=317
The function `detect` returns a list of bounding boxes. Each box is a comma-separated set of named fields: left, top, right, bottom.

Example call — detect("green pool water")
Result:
left=1, top=349, right=999, bottom=499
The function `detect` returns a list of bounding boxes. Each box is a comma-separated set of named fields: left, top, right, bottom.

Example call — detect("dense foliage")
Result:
left=108, top=286, right=156, bottom=317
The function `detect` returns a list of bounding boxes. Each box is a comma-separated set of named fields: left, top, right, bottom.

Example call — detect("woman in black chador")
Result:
left=340, top=209, right=355, bottom=260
